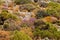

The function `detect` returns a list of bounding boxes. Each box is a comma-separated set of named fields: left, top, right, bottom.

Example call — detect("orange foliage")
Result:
left=42, top=16, right=58, bottom=22
left=0, top=30, right=10, bottom=40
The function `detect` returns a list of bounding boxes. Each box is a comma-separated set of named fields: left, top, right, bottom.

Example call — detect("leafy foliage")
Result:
left=36, top=10, right=49, bottom=19
left=34, top=23, right=60, bottom=39
left=0, top=10, right=18, bottom=20
left=0, top=31, right=10, bottom=40
left=14, top=0, right=31, bottom=4
left=20, top=27, right=33, bottom=37
left=3, top=19, right=21, bottom=31
left=46, top=2, right=60, bottom=18
left=0, top=0, right=60, bottom=40
left=11, top=30, right=32, bottom=40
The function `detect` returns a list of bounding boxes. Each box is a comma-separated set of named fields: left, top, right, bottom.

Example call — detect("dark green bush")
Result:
left=40, top=2, right=48, bottom=8
left=3, top=23, right=9, bottom=30
left=34, top=20, right=49, bottom=30
left=36, top=10, right=49, bottom=19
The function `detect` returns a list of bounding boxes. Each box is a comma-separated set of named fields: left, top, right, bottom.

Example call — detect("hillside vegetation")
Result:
left=0, top=0, right=60, bottom=40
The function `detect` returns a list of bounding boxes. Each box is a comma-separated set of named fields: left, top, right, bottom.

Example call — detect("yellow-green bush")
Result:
left=14, top=0, right=31, bottom=5
left=11, top=30, right=32, bottom=40
left=46, top=2, right=60, bottom=18
left=34, top=23, right=60, bottom=39
left=0, top=10, right=18, bottom=20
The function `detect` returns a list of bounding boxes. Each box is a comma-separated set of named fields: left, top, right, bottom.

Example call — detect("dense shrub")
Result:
left=36, top=10, right=49, bottom=19
left=33, top=23, right=60, bottom=39
left=0, top=31, right=10, bottom=40
left=3, top=19, right=21, bottom=31
left=55, top=20, right=60, bottom=26
left=34, top=19, right=48, bottom=30
left=0, top=10, right=21, bottom=30
left=20, top=27, right=33, bottom=37
left=24, top=4, right=35, bottom=12
left=3, top=23, right=9, bottom=30
left=0, top=10, right=19, bottom=26
left=11, top=30, right=32, bottom=40
left=14, top=0, right=31, bottom=5
left=39, top=2, right=48, bottom=7
left=20, top=23, right=28, bottom=27
left=0, top=10, right=18, bottom=20
left=46, top=2, right=60, bottom=18
left=19, top=4, right=35, bottom=12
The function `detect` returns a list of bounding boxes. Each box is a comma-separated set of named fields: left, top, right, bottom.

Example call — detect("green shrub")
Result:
left=48, top=23, right=57, bottom=32
left=8, top=14, right=18, bottom=20
left=0, top=10, right=18, bottom=20
left=0, top=10, right=9, bottom=19
left=3, top=23, right=9, bottom=30
left=34, top=20, right=49, bottom=30
left=20, top=23, right=28, bottom=27
left=40, top=30, right=54, bottom=39
left=35, top=11, right=49, bottom=19
left=46, top=2, right=60, bottom=18
left=11, top=30, right=32, bottom=40
left=14, top=0, right=31, bottom=4
left=24, top=4, right=35, bottom=12
left=34, top=22, right=60, bottom=39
